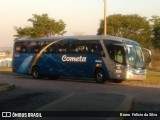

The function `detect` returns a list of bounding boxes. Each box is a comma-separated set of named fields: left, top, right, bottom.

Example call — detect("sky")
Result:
left=0, top=0, right=160, bottom=47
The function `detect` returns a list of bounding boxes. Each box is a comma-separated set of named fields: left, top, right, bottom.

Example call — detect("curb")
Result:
left=0, top=83, right=15, bottom=93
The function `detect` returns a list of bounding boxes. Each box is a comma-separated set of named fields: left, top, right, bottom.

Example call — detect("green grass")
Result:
left=0, top=67, right=14, bottom=75
left=145, top=71, right=160, bottom=85
left=0, top=67, right=12, bottom=72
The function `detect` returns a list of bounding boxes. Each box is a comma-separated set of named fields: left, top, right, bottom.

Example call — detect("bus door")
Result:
left=114, top=44, right=126, bottom=79
left=108, top=44, right=126, bottom=80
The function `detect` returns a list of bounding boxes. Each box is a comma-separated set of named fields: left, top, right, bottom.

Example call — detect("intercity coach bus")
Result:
left=12, top=35, right=151, bottom=83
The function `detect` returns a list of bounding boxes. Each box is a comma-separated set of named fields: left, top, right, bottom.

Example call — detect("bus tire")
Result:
left=94, top=69, right=105, bottom=83
left=32, top=66, right=42, bottom=79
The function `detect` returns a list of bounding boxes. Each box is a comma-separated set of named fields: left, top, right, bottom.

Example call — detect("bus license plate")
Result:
left=116, top=70, right=122, bottom=73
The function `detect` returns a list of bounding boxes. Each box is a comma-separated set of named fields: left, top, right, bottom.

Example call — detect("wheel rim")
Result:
left=33, top=68, right=40, bottom=78
left=96, top=73, right=103, bottom=81
left=34, top=71, right=39, bottom=78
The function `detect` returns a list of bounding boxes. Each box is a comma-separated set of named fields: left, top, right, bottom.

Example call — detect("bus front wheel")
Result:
left=32, top=67, right=42, bottom=79
left=94, top=70, right=105, bottom=83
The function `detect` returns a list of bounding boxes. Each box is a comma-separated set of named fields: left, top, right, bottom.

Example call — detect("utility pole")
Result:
left=104, top=0, right=107, bottom=35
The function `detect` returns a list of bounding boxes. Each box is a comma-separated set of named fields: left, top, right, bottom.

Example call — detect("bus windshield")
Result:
left=125, top=45, right=145, bottom=69
left=105, top=42, right=145, bottom=68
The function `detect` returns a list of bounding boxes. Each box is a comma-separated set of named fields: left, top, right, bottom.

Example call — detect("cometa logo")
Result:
left=62, top=55, right=87, bottom=62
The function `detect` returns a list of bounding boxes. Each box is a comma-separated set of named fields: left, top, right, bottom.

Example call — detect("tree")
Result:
left=97, top=14, right=152, bottom=48
left=14, top=14, right=66, bottom=39
left=150, top=16, right=160, bottom=50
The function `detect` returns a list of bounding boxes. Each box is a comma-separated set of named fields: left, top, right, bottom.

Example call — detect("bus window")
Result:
left=41, top=41, right=48, bottom=48
left=92, top=43, right=103, bottom=55
left=86, top=41, right=104, bottom=56
left=31, top=41, right=41, bottom=53
left=114, top=45, right=126, bottom=64
left=57, top=42, right=69, bottom=53
left=106, top=44, right=114, bottom=60
left=41, top=41, right=51, bottom=53
left=15, top=42, right=21, bottom=53
left=105, top=42, right=125, bottom=64
left=46, top=43, right=57, bottom=53
left=70, top=41, right=86, bottom=53
left=126, top=46, right=145, bottom=68
left=15, top=42, right=28, bottom=53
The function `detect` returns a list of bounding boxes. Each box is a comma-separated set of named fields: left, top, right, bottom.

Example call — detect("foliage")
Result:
left=150, top=16, right=160, bottom=50
left=97, top=14, right=152, bottom=48
left=149, top=49, right=160, bottom=71
left=14, top=14, right=66, bottom=39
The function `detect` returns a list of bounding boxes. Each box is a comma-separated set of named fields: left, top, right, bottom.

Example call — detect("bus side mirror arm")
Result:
left=142, top=48, right=152, bottom=63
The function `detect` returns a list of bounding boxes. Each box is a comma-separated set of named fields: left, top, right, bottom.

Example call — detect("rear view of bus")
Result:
left=12, top=35, right=151, bottom=83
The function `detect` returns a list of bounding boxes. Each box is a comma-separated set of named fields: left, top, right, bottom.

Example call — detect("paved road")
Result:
left=0, top=74, right=160, bottom=120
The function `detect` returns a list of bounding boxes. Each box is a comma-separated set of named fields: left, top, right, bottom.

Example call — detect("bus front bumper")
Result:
left=126, top=69, right=146, bottom=80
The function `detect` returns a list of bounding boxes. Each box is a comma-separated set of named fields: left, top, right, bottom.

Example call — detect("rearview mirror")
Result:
left=142, top=48, right=152, bottom=63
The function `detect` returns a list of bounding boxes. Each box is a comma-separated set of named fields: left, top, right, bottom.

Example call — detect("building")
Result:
left=0, top=50, right=13, bottom=67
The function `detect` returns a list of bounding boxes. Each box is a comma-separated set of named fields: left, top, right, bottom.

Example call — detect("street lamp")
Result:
left=104, top=0, right=107, bottom=35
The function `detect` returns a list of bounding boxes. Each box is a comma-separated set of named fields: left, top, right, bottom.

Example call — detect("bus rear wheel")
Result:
left=94, top=70, right=105, bottom=83
left=32, top=67, right=42, bottom=79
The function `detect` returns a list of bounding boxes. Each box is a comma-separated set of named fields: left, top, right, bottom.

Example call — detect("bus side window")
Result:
left=31, top=41, right=41, bottom=53
left=15, top=42, right=28, bottom=53
left=41, top=41, right=53, bottom=53
left=41, top=41, right=48, bottom=49
left=114, top=45, right=125, bottom=64
left=46, top=44, right=56, bottom=53
left=88, top=41, right=104, bottom=56
left=106, top=44, right=115, bottom=60
left=70, top=43, right=76, bottom=53
left=21, top=43, right=27, bottom=53
left=15, top=43, right=21, bottom=53
left=70, top=41, right=86, bottom=53
left=57, top=42, right=69, bottom=53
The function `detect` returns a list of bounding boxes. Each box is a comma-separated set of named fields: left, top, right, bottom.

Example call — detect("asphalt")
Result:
left=34, top=93, right=134, bottom=120
left=0, top=83, right=134, bottom=120
left=0, top=83, right=15, bottom=93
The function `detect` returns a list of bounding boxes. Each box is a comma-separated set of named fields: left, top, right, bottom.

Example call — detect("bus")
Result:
left=12, top=35, right=151, bottom=83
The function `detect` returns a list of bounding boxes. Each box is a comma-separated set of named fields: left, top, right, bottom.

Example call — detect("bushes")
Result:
left=149, top=49, right=160, bottom=71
